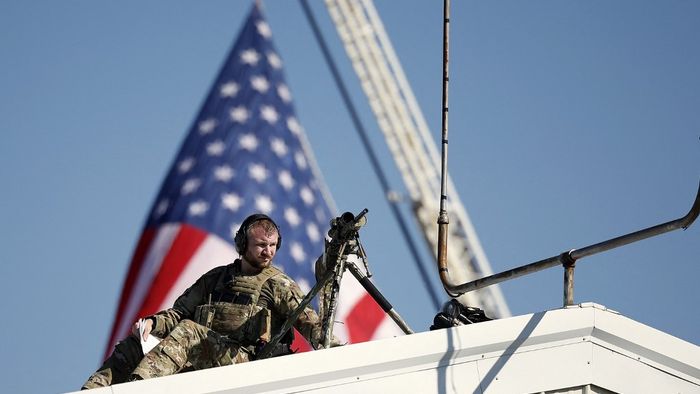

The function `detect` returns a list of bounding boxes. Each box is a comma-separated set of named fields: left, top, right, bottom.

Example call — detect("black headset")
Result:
left=234, top=213, right=282, bottom=254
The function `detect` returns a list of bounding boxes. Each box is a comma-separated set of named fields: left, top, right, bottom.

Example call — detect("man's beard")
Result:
left=244, top=252, right=272, bottom=270
left=250, top=259, right=271, bottom=269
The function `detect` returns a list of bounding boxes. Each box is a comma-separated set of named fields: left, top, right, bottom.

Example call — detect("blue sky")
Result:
left=1, top=1, right=698, bottom=393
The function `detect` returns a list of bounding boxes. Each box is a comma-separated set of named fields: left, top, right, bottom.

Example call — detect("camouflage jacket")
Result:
left=148, top=259, right=323, bottom=349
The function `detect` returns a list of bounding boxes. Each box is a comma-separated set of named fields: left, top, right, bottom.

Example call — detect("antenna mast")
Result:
left=437, top=0, right=454, bottom=296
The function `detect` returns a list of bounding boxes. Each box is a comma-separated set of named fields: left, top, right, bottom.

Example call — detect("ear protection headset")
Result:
left=234, top=213, right=282, bottom=254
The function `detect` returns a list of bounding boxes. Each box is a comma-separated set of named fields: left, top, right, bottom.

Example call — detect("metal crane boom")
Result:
left=324, top=0, right=510, bottom=317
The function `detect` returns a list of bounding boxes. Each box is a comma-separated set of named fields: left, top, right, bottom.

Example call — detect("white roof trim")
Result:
left=74, top=303, right=699, bottom=394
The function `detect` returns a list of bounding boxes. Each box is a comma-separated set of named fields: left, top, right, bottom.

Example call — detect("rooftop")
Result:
left=73, top=302, right=700, bottom=394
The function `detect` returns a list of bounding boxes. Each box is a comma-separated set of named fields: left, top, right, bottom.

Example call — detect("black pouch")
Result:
left=430, top=299, right=492, bottom=330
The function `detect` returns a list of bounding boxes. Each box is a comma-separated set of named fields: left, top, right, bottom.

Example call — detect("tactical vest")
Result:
left=194, top=265, right=280, bottom=345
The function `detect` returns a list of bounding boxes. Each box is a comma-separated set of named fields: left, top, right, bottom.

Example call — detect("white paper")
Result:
left=138, top=318, right=162, bottom=354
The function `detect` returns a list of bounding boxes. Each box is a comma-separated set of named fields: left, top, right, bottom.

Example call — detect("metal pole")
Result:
left=443, top=181, right=700, bottom=296
left=346, top=261, right=414, bottom=334
left=563, top=257, right=575, bottom=307
left=437, top=0, right=457, bottom=296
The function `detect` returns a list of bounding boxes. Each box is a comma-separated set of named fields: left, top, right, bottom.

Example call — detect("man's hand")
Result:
left=131, top=318, right=153, bottom=341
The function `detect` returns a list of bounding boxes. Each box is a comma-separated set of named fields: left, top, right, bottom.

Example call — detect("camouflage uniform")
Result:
left=82, top=259, right=323, bottom=389
left=82, top=335, right=144, bottom=388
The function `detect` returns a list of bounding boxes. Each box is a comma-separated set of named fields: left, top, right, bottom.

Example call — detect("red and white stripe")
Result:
left=333, top=257, right=404, bottom=344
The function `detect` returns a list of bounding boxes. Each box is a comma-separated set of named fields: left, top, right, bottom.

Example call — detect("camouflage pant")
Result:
left=82, top=335, right=144, bottom=389
left=130, top=319, right=250, bottom=380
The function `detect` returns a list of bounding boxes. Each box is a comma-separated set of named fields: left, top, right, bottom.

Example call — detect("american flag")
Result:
left=104, top=3, right=401, bottom=359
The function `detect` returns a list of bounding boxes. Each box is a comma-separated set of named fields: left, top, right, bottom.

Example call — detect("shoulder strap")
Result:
left=258, top=266, right=282, bottom=283
left=210, top=261, right=236, bottom=303
left=229, top=265, right=282, bottom=306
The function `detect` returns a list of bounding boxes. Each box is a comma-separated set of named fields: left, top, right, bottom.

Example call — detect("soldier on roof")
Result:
left=82, top=214, right=329, bottom=389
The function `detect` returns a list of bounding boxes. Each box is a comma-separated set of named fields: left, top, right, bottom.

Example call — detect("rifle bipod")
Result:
left=256, top=209, right=413, bottom=359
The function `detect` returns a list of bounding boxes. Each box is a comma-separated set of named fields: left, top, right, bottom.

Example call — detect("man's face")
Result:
left=242, top=224, right=279, bottom=271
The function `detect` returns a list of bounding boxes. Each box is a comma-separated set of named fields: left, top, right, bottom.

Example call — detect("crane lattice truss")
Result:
left=324, top=0, right=510, bottom=318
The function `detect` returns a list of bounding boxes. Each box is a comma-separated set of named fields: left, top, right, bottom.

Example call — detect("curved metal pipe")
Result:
left=439, top=180, right=700, bottom=296
left=433, top=0, right=699, bottom=298
left=437, top=0, right=457, bottom=296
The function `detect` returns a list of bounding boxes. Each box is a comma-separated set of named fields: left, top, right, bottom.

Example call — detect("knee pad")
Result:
left=114, top=336, right=145, bottom=367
